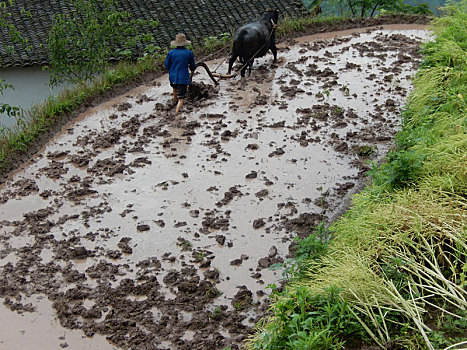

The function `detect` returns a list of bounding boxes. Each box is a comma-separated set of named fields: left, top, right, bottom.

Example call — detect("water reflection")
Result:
left=0, top=66, right=68, bottom=130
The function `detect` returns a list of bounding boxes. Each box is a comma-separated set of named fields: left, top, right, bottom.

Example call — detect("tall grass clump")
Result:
left=249, top=1, right=467, bottom=349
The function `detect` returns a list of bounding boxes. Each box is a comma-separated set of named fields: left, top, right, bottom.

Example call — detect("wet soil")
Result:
left=0, top=23, right=431, bottom=350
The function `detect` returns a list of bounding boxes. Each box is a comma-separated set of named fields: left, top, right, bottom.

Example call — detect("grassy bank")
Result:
left=248, top=1, right=466, bottom=349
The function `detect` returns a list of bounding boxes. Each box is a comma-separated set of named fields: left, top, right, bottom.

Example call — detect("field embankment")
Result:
left=248, top=2, right=467, bottom=349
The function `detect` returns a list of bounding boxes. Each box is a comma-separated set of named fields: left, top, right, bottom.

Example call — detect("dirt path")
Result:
left=0, top=25, right=430, bottom=349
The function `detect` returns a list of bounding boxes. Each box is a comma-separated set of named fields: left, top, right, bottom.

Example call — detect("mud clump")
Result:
left=188, top=82, right=218, bottom=101
left=13, top=178, right=39, bottom=196
left=253, top=218, right=266, bottom=229
left=216, top=186, right=243, bottom=207
left=232, top=286, right=253, bottom=311
left=87, top=158, right=126, bottom=177
left=115, top=102, right=132, bottom=111
left=40, top=161, right=68, bottom=179
left=118, top=237, right=133, bottom=254
left=284, top=212, right=322, bottom=238
left=92, top=128, right=122, bottom=149
left=68, top=246, right=90, bottom=260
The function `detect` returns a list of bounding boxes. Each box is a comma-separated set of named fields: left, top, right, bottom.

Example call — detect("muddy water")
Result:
left=0, top=26, right=430, bottom=349
left=0, top=296, right=117, bottom=349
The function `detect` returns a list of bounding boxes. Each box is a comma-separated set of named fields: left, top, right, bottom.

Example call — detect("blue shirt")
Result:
left=164, top=48, right=196, bottom=85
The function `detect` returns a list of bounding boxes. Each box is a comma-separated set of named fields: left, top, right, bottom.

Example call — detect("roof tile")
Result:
left=0, top=0, right=307, bottom=68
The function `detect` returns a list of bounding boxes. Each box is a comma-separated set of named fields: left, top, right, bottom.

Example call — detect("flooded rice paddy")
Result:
left=0, top=25, right=430, bottom=349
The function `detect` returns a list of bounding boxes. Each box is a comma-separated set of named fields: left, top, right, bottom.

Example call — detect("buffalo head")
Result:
left=264, top=8, right=279, bottom=25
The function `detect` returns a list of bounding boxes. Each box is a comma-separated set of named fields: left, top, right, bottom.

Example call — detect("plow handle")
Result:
left=191, top=62, right=219, bottom=85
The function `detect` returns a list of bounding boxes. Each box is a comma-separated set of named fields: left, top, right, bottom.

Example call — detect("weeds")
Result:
left=294, top=222, right=331, bottom=262
left=356, top=144, right=376, bottom=157
left=429, top=311, right=467, bottom=348
left=369, top=148, right=425, bottom=190
left=269, top=222, right=332, bottom=281
left=193, top=250, right=206, bottom=262
left=234, top=302, right=246, bottom=311
left=176, top=237, right=192, bottom=251
left=202, top=33, right=230, bottom=55
left=209, top=307, right=223, bottom=320
left=339, top=84, right=350, bottom=95
left=249, top=286, right=366, bottom=349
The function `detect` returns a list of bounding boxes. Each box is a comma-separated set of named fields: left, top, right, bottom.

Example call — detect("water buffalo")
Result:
left=227, top=9, right=279, bottom=77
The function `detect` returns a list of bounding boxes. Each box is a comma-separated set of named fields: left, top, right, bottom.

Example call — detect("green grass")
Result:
left=270, top=222, right=332, bottom=282
left=248, top=1, right=467, bottom=349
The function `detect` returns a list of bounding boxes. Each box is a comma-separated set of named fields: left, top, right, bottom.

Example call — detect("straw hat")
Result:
left=171, top=33, right=191, bottom=47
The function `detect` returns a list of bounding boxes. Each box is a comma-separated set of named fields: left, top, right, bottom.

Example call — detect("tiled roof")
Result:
left=0, top=0, right=308, bottom=68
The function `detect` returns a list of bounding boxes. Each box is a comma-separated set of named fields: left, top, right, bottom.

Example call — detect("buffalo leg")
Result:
left=270, top=44, right=278, bottom=62
left=228, top=54, right=238, bottom=75
left=240, top=56, right=250, bottom=77
left=248, top=59, right=254, bottom=76
left=240, top=65, right=247, bottom=77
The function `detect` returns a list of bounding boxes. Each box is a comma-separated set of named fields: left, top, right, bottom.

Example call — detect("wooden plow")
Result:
left=190, top=61, right=238, bottom=86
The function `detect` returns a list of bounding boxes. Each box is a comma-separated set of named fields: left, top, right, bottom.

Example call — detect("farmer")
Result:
left=164, top=33, right=196, bottom=115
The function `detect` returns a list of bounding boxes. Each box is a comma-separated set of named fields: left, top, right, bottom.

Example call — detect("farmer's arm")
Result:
left=188, top=51, right=196, bottom=72
left=164, top=51, right=172, bottom=70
